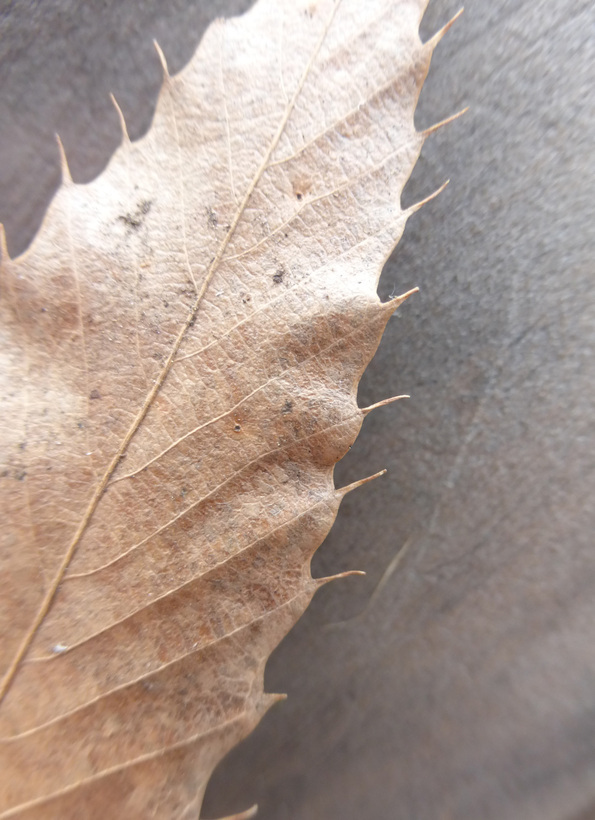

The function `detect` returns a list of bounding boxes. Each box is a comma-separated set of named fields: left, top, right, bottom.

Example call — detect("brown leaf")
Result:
left=0, top=0, right=456, bottom=816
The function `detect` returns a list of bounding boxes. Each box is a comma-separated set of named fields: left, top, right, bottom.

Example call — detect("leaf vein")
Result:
left=0, top=0, right=343, bottom=703
left=69, top=411, right=357, bottom=580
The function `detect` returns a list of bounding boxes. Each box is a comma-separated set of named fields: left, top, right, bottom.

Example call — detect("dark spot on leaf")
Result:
left=118, top=199, right=152, bottom=231
left=234, top=424, right=241, bottom=432
left=292, top=177, right=311, bottom=200
left=207, top=207, right=218, bottom=228
left=89, top=389, right=101, bottom=400
left=282, top=400, right=293, bottom=415
left=119, top=214, right=140, bottom=230
left=273, top=267, right=285, bottom=284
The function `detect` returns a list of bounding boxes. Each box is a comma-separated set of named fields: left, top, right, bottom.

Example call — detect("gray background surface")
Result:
left=1, top=1, right=594, bottom=818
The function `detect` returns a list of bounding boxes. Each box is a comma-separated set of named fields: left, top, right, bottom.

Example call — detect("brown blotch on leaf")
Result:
left=291, top=176, right=312, bottom=201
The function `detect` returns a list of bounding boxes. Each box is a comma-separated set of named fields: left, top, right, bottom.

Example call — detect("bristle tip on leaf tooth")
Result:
left=408, top=180, right=449, bottom=216
left=423, top=107, right=468, bottom=138
left=265, top=692, right=288, bottom=706
left=0, top=223, right=8, bottom=261
left=428, top=7, right=464, bottom=49
left=337, top=469, right=387, bottom=498
left=362, top=394, right=409, bottom=415
left=208, top=804, right=258, bottom=820
left=110, top=93, right=130, bottom=143
left=55, top=134, right=72, bottom=184
left=384, top=286, right=419, bottom=314
left=153, top=39, right=170, bottom=78
left=316, top=570, right=366, bottom=589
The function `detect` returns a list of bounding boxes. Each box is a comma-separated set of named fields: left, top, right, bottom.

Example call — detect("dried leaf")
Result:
left=0, top=0, right=456, bottom=816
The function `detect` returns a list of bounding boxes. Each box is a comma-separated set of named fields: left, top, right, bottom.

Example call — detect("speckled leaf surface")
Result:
left=0, top=1, right=453, bottom=816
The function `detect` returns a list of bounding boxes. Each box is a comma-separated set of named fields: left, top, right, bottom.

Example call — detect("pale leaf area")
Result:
left=0, top=0, right=452, bottom=816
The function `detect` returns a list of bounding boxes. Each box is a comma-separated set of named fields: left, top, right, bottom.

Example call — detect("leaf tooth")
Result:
left=314, top=570, right=366, bottom=591
left=153, top=39, right=170, bottom=80
left=406, top=179, right=450, bottom=217
left=336, top=469, right=387, bottom=498
left=427, top=6, right=464, bottom=50
left=382, top=286, right=419, bottom=317
left=256, top=693, right=287, bottom=723
left=361, top=395, right=409, bottom=416
left=109, top=93, right=130, bottom=145
left=263, top=693, right=288, bottom=707
left=0, top=223, right=9, bottom=262
left=422, top=107, right=469, bottom=139
left=207, top=805, right=259, bottom=820
left=55, top=134, right=72, bottom=185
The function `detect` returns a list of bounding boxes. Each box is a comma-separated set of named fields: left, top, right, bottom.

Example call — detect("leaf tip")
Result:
left=361, top=394, right=409, bottom=416
left=110, top=93, right=130, bottom=144
left=55, top=134, right=73, bottom=185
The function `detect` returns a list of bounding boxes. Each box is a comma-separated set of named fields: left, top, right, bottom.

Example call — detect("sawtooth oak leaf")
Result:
left=0, top=0, right=458, bottom=816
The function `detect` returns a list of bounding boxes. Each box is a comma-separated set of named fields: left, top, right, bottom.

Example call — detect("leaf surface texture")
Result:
left=0, top=0, right=448, bottom=815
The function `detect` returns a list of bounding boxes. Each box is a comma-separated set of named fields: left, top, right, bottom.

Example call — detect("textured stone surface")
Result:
left=1, top=1, right=594, bottom=819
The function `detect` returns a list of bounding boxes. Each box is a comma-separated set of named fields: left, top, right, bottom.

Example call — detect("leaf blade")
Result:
left=0, top=0, right=447, bottom=814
